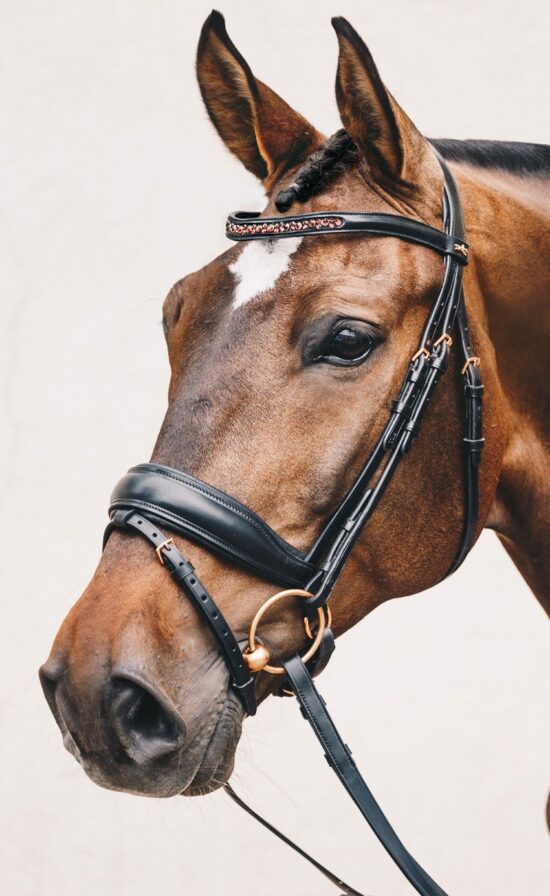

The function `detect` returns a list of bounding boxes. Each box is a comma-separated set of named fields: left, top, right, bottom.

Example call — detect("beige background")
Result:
left=1, top=1, right=549, bottom=894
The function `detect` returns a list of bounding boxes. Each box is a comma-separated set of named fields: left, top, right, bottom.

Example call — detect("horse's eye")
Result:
left=321, top=326, right=374, bottom=366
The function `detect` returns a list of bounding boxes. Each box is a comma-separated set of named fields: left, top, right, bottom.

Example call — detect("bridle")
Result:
left=103, top=157, right=484, bottom=895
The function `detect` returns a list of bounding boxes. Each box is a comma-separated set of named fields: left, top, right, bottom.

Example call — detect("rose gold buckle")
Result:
left=433, top=333, right=453, bottom=349
left=304, top=604, right=332, bottom=640
left=155, top=538, right=175, bottom=565
left=411, top=346, right=430, bottom=363
left=461, top=356, right=481, bottom=375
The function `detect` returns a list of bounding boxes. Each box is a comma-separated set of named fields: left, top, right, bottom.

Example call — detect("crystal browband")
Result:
left=226, top=213, right=345, bottom=238
left=225, top=210, right=469, bottom=262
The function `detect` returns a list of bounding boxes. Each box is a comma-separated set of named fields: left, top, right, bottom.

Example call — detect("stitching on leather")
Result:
left=111, top=498, right=305, bottom=585
left=292, top=681, right=336, bottom=756
left=291, top=668, right=425, bottom=872
left=290, top=671, right=351, bottom=778
left=142, top=467, right=290, bottom=555
left=131, top=466, right=311, bottom=569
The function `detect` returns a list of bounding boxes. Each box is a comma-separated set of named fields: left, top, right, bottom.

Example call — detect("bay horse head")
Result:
left=40, top=12, right=514, bottom=800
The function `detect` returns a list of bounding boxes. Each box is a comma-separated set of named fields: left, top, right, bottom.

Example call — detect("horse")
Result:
left=40, top=10, right=550, bottom=889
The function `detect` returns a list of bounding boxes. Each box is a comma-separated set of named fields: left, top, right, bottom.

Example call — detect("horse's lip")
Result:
left=40, top=669, right=87, bottom=762
left=181, top=690, right=243, bottom=795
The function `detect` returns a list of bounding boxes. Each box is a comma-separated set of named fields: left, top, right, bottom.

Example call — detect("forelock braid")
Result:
left=275, top=129, right=359, bottom=212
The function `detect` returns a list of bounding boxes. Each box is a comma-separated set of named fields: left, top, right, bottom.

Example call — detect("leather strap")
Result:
left=104, top=510, right=257, bottom=716
left=109, top=464, right=316, bottom=588
left=447, top=301, right=484, bottom=573
left=227, top=211, right=469, bottom=265
left=282, top=656, right=450, bottom=896
left=224, top=783, right=365, bottom=896
left=303, top=161, right=482, bottom=611
left=108, top=163, right=482, bottom=620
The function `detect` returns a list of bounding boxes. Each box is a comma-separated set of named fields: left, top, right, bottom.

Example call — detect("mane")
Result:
left=274, top=133, right=550, bottom=211
left=431, top=139, right=550, bottom=177
left=275, top=130, right=359, bottom=212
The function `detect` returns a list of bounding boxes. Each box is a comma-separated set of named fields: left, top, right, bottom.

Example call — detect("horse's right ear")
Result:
left=196, top=11, right=322, bottom=187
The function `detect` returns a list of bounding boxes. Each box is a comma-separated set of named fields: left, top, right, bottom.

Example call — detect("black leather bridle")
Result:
left=104, top=157, right=484, bottom=895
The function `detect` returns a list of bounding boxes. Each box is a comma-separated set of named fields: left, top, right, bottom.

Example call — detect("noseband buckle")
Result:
left=155, top=537, right=175, bottom=565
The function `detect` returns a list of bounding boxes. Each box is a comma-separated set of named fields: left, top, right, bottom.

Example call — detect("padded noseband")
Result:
left=108, top=464, right=316, bottom=588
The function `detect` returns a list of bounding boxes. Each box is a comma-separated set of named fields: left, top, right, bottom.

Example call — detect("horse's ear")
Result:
left=197, top=11, right=322, bottom=185
left=332, top=17, right=432, bottom=196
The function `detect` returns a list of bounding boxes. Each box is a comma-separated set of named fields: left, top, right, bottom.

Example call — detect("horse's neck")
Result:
left=460, top=163, right=550, bottom=612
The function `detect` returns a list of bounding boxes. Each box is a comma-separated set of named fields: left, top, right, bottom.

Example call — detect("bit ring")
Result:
left=245, top=589, right=326, bottom=675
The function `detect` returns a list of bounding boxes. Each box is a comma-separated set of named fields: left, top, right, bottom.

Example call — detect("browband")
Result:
left=108, top=463, right=316, bottom=588
left=226, top=210, right=470, bottom=264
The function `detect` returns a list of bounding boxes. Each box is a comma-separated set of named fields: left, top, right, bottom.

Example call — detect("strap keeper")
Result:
left=232, top=677, right=257, bottom=717
left=430, top=353, right=448, bottom=372
left=171, top=561, right=196, bottom=583
left=233, top=676, right=254, bottom=693
left=113, top=508, right=137, bottom=526
left=406, top=364, right=424, bottom=384
left=463, top=437, right=485, bottom=465
left=464, top=382, right=484, bottom=397
left=463, top=436, right=485, bottom=449
left=391, top=399, right=408, bottom=416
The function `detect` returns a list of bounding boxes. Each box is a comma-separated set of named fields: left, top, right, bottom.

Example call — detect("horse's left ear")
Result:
left=332, top=17, right=436, bottom=201
left=197, top=11, right=323, bottom=187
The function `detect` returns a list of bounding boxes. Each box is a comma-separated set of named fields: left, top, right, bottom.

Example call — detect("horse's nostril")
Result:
left=108, top=676, right=186, bottom=764
left=39, top=664, right=64, bottom=727
left=39, top=666, right=57, bottom=704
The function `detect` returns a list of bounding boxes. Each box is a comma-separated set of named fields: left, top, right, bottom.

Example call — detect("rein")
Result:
left=104, top=158, right=483, bottom=894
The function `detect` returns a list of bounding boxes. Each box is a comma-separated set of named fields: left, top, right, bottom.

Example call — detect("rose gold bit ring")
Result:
left=304, top=604, right=332, bottom=640
left=243, top=589, right=326, bottom=675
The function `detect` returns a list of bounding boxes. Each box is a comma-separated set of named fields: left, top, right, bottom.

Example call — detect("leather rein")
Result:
left=104, top=158, right=484, bottom=895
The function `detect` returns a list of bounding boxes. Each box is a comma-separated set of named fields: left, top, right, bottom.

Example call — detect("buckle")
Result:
left=433, top=333, right=453, bottom=349
left=411, top=346, right=430, bottom=363
left=155, top=538, right=175, bottom=565
left=461, top=356, right=481, bottom=375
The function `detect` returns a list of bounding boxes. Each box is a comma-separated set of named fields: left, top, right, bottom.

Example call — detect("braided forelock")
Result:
left=274, top=129, right=359, bottom=212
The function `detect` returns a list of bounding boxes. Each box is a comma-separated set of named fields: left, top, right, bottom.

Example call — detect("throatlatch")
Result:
left=105, top=157, right=483, bottom=896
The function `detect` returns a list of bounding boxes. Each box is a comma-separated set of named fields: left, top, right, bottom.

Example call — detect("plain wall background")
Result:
left=1, top=2, right=549, bottom=894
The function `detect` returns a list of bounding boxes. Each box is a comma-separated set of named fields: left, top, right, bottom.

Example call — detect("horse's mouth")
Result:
left=45, top=666, right=244, bottom=798
left=182, top=690, right=243, bottom=796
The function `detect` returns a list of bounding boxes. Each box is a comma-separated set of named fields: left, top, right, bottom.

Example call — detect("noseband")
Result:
left=104, top=158, right=483, bottom=896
